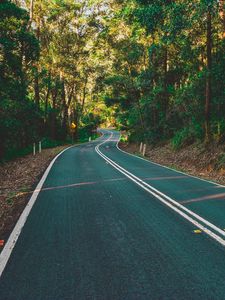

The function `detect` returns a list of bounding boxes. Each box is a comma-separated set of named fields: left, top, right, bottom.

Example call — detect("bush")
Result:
left=171, top=127, right=195, bottom=150
left=0, top=98, right=42, bottom=161
left=41, top=137, right=67, bottom=149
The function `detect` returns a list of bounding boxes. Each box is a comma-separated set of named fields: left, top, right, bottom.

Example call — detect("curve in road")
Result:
left=1, top=130, right=225, bottom=299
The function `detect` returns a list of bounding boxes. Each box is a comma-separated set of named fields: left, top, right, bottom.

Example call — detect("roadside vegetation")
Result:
left=0, top=0, right=113, bottom=161
left=102, top=0, right=225, bottom=148
left=0, top=0, right=225, bottom=156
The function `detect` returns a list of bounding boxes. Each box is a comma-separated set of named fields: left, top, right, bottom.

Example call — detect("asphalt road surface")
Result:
left=1, top=129, right=225, bottom=299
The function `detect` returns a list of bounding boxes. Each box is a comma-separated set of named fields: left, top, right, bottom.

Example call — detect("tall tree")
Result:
left=0, top=0, right=40, bottom=159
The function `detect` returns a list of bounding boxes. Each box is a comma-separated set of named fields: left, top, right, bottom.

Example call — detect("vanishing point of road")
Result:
left=1, top=130, right=225, bottom=299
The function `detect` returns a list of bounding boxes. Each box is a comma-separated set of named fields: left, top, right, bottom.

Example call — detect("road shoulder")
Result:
left=0, top=146, right=68, bottom=249
left=119, top=142, right=225, bottom=186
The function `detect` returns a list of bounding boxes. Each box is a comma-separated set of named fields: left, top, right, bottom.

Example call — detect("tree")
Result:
left=0, top=0, right=40, bottom=159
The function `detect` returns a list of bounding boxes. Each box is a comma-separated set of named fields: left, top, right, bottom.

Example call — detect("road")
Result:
left=1, top=129, right=225, bottom=299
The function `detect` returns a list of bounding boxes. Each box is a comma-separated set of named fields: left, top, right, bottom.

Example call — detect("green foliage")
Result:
left=1, top=0, right=225, bottom=161
left=78, top=112, right=101, bottom=142
left=134, top=4, right=163, bottom=33
left=0, top=0, right=110, bottom=160
left=0, top=0, right=41, bottom=160
left=99, top=0, right=225, bottom=147
left=41, top=137, right=67, bottom=149
left=171, top=127, right=195, bottom=150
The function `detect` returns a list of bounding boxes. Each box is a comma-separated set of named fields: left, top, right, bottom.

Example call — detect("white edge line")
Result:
left=97, top=134, right=225, bottom=238
left=96, top=130, right=225, bottom=247
left=0, top=146, right=74, bottom=277
left=98, top=143, right=225, bottom=238
left=115, top=134, right=224, bottom=188
left=96, top=147, right=225, bottom=247
left=0, top=134, right=104, bottom=278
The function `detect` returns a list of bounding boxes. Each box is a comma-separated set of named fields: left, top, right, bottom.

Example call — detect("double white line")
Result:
left=96, top=131, right=225, bottom=247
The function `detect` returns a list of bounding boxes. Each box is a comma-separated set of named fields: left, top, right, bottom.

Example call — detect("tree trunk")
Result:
left=205, top=7, right=212, bottom=143
left=34, top=67, right=40, bottom=107
left=219, top=0, right=225, bottom=38
left=33, top=12, right=40, bottom=108
left=27, top=0, right=34, bottom=30
left=72, top=108, right=79, bottom=142
left=81, top=76, right=88, bottom=114
left=163, top=46, right=168, bottom=117
left=50, top=88, right=57, bottom=139
left=137, top=99, right=145, bottom=132
left=61, top=81, right=68, bottom=138
left=63, top=82, right=75, bottom=132
left=44, top=73, right=51, bottom=121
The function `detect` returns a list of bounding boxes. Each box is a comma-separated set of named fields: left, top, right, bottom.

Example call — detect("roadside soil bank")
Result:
left=0, top=146, right=68, bottom=250
left=119, top=142, right=225, bottom=185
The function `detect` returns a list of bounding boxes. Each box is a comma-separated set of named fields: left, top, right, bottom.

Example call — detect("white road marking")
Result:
left=0, top=146, right=74, bottom=277
left=116, top=134, right=224, bottom=188
left=0, top=134, right=105, bottom=278
left=96, top=130, right=225, bottom=247
left=98, top=145, right=225, bottom=238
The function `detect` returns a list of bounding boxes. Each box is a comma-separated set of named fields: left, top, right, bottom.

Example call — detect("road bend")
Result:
left=1, top=130, right=225, bottom=299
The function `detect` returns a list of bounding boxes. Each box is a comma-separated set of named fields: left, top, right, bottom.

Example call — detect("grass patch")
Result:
left=6, top=192, right=16, bottom=206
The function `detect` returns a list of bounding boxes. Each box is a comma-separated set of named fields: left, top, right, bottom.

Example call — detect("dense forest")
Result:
left=0, top=0, right=224, bottom=160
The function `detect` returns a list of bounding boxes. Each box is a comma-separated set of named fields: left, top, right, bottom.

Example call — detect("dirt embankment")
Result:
left=119, top=142, right=225, bottom=185
left=0, top=146, right=68, bottom=247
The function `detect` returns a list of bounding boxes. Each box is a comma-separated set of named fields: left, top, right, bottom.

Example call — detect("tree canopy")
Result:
left=0, top=0, right=224, bottom=160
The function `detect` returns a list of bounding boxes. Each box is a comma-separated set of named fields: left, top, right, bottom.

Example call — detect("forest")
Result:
left=0, top=0, right=225, bottom=161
